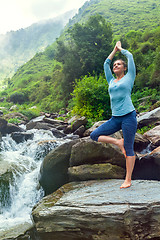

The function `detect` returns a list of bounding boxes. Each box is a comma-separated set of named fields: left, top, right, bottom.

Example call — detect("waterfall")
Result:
left=0, top=128, right=67, bottom=234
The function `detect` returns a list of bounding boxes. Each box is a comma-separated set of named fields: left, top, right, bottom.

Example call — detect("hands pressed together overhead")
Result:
left=114, top=41, right=123, bottom=52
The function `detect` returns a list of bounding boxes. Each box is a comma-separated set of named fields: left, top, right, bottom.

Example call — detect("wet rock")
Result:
left=148, top=146, right=160, bottom=166
left=134, top=132, right=150, bottom=152
left=3, top=112, right=28, bottom=123
left=5, top=123, right=24, bottom=134
left=11, top=132, right=34, bottom=143
left=137, top=107, right=160, bottom=128
left=68, top=163, right=125, bottom=181
left=0, top=161, right=18, bottom=209
left=32, top=179, right=160, bottom=240
left=35, top=140, right=58, bottom=160
left=143, top=125, right=160, bottom=146
left=26, top=116, right=45, bottom=130
left=51, top=128, right=66, bottom=138
left=43, top=117, right=66, bottom=127
left=71, top=116, right=87, bottom=132
left=39, top=139, right=80, bottom=195
left=0, top=118, right=8, bottom=134
left=0, top=119, right=25, bottom=136
left=133, top=148, right=160, bottom=180
left=9, top=105, right=18, bottom=111
left=73, top=125, right=86, bottom=137
left=27, top=122, right=53, bottom=131
left=63, top=125, right=72, bottom=134
left=67, top=116, right=88, bottom=133
left=64, top=134, right=79, bottom=140
left=67, top=115, right=77, bottom=125
left=69, top=138, right=126, bottom=168
left=0, top=222, right=33, bottom=240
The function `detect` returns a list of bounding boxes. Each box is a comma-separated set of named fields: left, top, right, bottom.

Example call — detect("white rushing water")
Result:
left=0, top=129, right=67, bottom=233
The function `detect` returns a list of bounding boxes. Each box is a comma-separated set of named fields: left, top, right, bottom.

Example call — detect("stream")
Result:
left=0, top=128, right=67, bottom=236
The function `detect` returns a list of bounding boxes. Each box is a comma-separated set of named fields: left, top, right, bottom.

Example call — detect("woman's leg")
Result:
left=98, top=136, right=126, bottom=158
left=121, top=111, right=137, bottom=188
left=120, top=155, right=135, bottom=188
left=90, top=117, right=126, bottom=157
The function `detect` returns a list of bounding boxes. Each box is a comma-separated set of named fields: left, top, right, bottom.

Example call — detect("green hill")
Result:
left=67, top=0, right=160, bottom=35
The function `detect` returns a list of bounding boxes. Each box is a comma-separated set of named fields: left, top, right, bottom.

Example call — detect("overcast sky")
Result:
left=0, top=0, right=88, bottom=35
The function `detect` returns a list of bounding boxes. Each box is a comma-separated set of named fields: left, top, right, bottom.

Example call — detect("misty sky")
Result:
left=0, top=0, right=88, bottom=34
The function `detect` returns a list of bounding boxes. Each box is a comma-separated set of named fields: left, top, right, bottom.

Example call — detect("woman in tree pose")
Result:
left=90, top=41, right=137, bottom=189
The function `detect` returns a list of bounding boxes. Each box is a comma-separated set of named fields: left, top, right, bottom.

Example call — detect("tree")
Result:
left=70, top=14, right=112, bottom=75
left=55, top=14, right=113, bottom=99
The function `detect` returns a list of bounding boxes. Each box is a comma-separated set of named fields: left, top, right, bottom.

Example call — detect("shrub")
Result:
left=10, top=92, right=28, bottom=104
left=70, top=74, right=111, bottom=121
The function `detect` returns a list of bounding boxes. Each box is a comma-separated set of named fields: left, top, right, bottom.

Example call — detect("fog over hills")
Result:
left=0, top=9, right=76, bottom=83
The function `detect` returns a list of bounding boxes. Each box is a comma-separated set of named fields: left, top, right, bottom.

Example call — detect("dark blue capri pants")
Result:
left=90, top=110, right=137, bottom=156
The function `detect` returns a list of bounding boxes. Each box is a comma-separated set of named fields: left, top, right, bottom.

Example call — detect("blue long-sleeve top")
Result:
left=104, top=49, right=136, bottom=116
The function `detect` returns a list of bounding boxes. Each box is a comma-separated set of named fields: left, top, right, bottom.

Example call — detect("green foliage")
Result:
left=10, top=92, right=28, bottom=104
left=131, top=87, right=159, bottom=113
left=67, top=0, right=160, bottom=38
left=70, top=74, right=111, bottom=121
left=55, top=14, right=112, bottom=98
left=19, top=109, right=40, bottom=120
left=8, top=118, right=21, bottom=124
left=0, top=1, right=160, bottom=118
left=137, top=124, right=155, bottom=135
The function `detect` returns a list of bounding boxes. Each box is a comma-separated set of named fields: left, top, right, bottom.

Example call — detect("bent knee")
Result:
left=90, top=131, right=99, bottom=142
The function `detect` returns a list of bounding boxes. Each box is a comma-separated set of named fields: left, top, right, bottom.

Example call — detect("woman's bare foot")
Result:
left=117, top=138, right=126, bottom=158
left=120, top=180, right=131, bottom=189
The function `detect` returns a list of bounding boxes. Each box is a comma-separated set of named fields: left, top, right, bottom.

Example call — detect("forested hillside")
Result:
left=0, top=9, right=76, bottom=83
left=0, top=0, right=160, bottom=123
left=67, top=0, right=160, bottom=35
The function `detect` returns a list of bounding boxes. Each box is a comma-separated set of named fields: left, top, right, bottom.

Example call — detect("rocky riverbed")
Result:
left=0, top=106, right=160, bottom=239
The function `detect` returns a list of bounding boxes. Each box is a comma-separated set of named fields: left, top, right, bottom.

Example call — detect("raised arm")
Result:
left=104, top=41, right=121, bottom=83
left=121, top=49, right=136, bottom=80
left=116, top=41, right=136, bottom=79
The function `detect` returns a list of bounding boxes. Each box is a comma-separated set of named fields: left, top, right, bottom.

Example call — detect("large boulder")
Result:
left=51, top=128, right=66, bottom=138
left=66, top=116, right=88, bottom=134
left=69, top=138, right=126, bottom=168
left=39, top=139, right=80, bottom=195
left=0, top=118, right=8, bottom=135
left=68, top=163, right=125, bottom=181
left=32, top=179, right=160, bottom=240
left=0, top=118, right=24, bottom=135
left=0, top=223, right=33, bottom=240
left=26, top=116, right=68, bottom=132
left=26, top=116, right=45, bottom=130
left=133, top=146, right=160, bottom=180
left=137, top=107, right=160, bottom=128
left=3, top=112, right=28, bottom=123
left=73, top=125, right=86, bottom=137
left=149, top=146, right=160, bottom=166
left=0, top=160, right=20, bottom=209
left=134, top=132, right=150, bottom=152
left=71, top=116, right=87, bottom=132
left=143, top=125, right=160, bottom=146
left=11, top=132, right=34, bottom=143
left=5, top=123, right=24, bottom=134
left=43, top=117, right=67, bottom=128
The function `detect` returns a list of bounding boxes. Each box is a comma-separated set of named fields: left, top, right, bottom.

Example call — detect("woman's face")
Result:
left=113, top=60, right=126, bottom=75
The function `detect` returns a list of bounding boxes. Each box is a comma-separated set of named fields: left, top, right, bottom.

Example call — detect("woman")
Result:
left=90, top=41, right=137, bottom=189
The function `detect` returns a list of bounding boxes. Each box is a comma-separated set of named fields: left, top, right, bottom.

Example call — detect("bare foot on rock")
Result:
left=120, top=180, right=131, bottom=189
left=117, top=138, right=126, bottom=158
